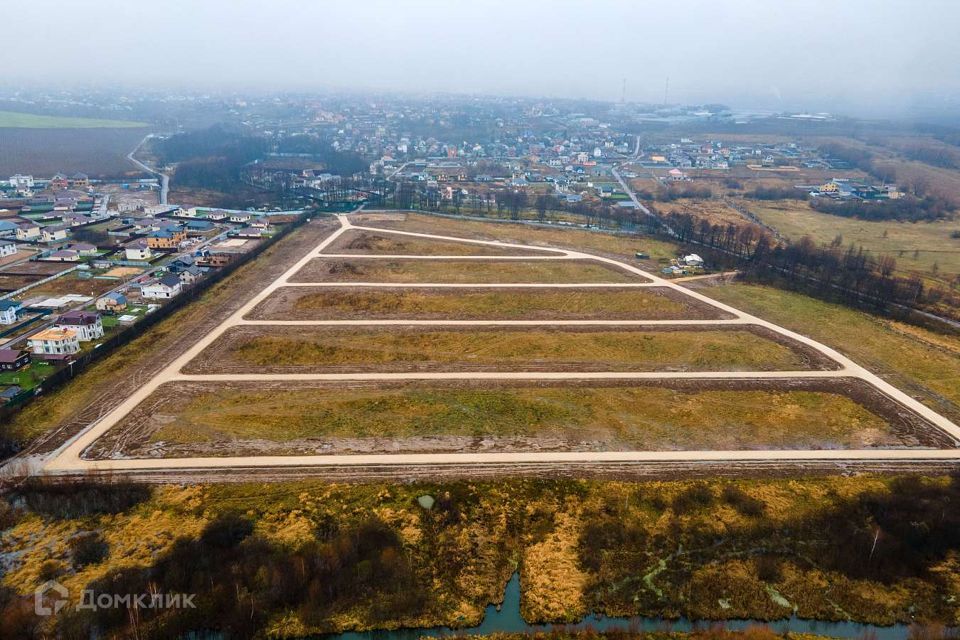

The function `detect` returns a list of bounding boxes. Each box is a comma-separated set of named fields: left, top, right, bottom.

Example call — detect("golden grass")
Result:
left=146, top=383, right=899, bottom=450
left=291, top=258, right=643, bottom=283
left=4, top=476, right=957, bottom=632
left=746, top=199, right=960, bottom=277
left=360, top=212, right=682, bottom=264
left=278, top=287, right=704, bottom=320
left=217, top=327, right=815, bottom=372
left=327, top=229, right=549, bottom=256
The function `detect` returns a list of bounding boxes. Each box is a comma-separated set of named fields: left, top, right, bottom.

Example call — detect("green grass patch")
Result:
left=0, top=110, right=147, bottom=129
left=702, top=282, right=960, bottom=418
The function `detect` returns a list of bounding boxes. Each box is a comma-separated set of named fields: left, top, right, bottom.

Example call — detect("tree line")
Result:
left=663, top=209, right=960, bottom=321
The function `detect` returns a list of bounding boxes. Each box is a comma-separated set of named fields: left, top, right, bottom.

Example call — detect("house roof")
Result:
left=58, top=310, right=100, bottom=325
left=31, top=328, right=77, bottom=341
left=0, top=349, right=27, bottom=364
left=160, top=273, right=181, bottom=287
left=0, top=300, right=22, bottom=311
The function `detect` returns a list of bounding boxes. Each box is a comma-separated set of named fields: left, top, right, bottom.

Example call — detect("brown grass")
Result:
left=291, top=258, right=645, bottom=283
left=249, top=286, right=726, bottom=320
left=186, top=325, right=829, bottom=374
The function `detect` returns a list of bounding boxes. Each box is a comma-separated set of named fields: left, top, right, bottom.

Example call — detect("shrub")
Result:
left=70, top=532, right=109, bottom=567
left=671, top=483, right=715, bottom=514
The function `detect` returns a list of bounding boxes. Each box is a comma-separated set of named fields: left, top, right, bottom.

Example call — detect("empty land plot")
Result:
left=92, top=378, right=947, bottom=459
left=185, top=325, right=836, bottom=374
left=357, top=212, right=681, bottom=264
left=324, top=229, right=553, bottom=256
left=290, top=258, right=646, bottom=283
left=13, top=273, right=118, bottom=300
left=247, top=286, right=730, bottom=320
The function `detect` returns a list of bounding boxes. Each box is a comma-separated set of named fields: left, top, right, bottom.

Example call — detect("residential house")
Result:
left=184, top=220, right=215, bottom=233
left=29, top=327, right=80, bottom=357
left=229, top=212, right=252, bottom=224
left=9, top=174, right=34, bottom=191
left=49, top=173, right=70, bottom=190
left=0, top=220, right=17, bottom=238
left=70, top=173, right=90, bottom=188
left=0, top=299, right=22, bottom=325
left=45, top=249, right=79, bottom=262
left=41, top=225, right=69, bottom=243
left=124, top=239, right=153, bottom=261
left=177, top=265, right=205, bottom=286
left=0, top=348, right=30, bottom=371
left=16, top=223, right=41, bottom=242
left=0, top=239, right=17, bottom=258
left=116, top=198, right=146, bottom=213
left=68, top=242, right=98, bottom=256
left=56, top=310, right=104, bottom=341
left=96, top=292, right=128, bottom=313
left=229, top=227, right=263, bottom=239
left=196, top=252, right=232, bottom=268
left=146, top=228, right=186, bottom=250
left=141, top=273, right=182, bottom=299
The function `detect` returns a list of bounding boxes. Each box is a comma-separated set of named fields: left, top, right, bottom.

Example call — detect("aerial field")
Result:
left=184, top=325, right=834, bottom=374
left=327, top=229, right=551, bottom=256
left=698, top=281, right=960, bottom=421
left=358, top=212, right=681, bottom=265
left=91, top=378, right=939, bottom=459
left=290, top=258, right=646, bottom=283
left=247, top=286, right=728, bottom=321
left=0, top=127, right=150, bottom=176
left=747, top=199, right=960, bottom=276
left=0, top=110, right=146, bottom=128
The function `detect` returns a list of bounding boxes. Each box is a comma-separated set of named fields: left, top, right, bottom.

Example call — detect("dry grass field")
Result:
left=185, top=325, right=832, bottom=374
left=101, top=378, right=933, bottom=457
left=359, top=212, right=682, bottom=265
left=291, top=258, right=645, bottom=283
left=248, top=286, right=727, bottom=321
left=698, top=282, right=960, bottom=421
left=326, top=229, right=551, bottom=256
left=745, top=199, right=960, bottom=277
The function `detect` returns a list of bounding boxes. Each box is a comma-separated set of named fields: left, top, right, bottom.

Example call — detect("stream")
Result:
left=321, top=573, right=931, bottom=640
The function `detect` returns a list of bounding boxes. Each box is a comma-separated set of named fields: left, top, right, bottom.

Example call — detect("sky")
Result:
left=6, top=0, right=960, bottom=118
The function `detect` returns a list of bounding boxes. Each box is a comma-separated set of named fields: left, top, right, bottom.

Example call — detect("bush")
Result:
left=199, top=512, right=254, bottom=549
left=721, top=485, right=766, bottom=517
left=70, top=532, right=109, bottom=567
left=671, top=483, right=715, bottom=514
left=20, top=480, right=150, bottom=518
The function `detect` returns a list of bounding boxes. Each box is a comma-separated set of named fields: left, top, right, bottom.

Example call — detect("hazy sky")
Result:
left=8, top=0, right=960, bottom=117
